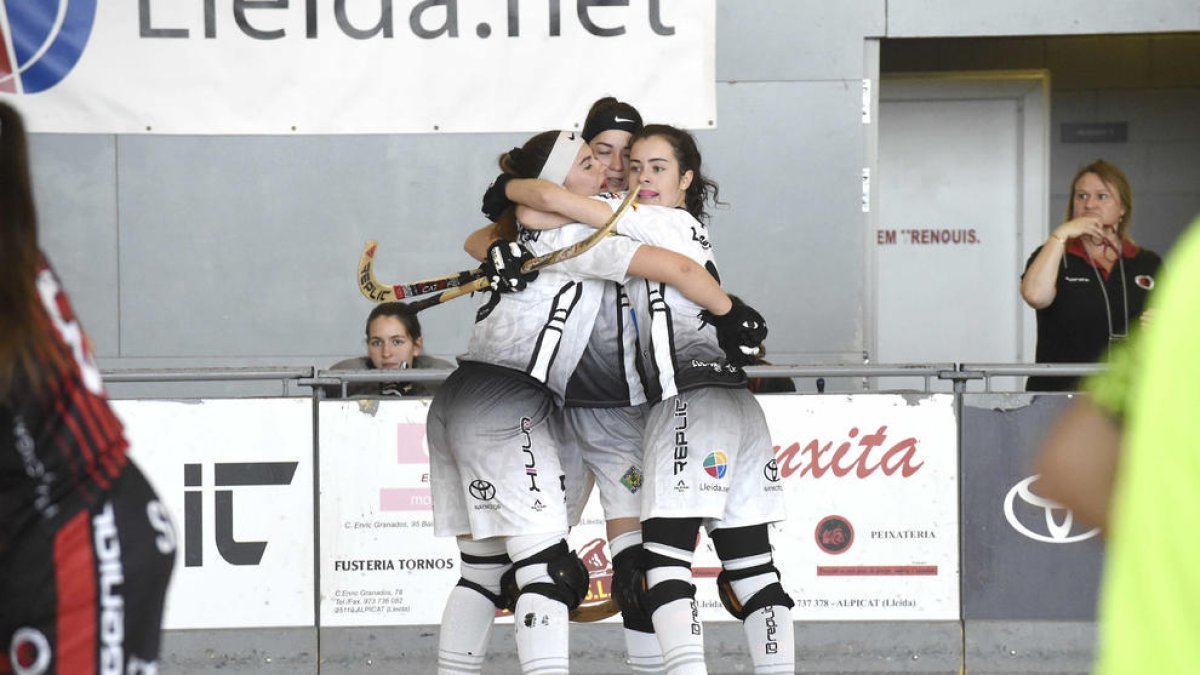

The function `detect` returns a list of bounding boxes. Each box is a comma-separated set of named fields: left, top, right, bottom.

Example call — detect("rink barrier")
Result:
left=99, top=365, right=1105, bottom=674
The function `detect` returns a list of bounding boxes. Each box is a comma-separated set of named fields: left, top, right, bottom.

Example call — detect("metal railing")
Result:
left=98, top=363, right=1107, bottom=395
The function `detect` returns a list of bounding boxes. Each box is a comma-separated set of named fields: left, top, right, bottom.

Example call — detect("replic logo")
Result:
left=184, top=461, right=298, bottom=567
left=1004, top=475, right=1099, bottom=544
left=0, top=0, right=98, bottom=94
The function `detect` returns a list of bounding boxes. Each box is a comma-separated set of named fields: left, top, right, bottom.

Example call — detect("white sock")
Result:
left=437, top=537, right=508, bottom=675
left=722, top=557, right=794, bottom=674
left=513, top=591, right=570, bottom=675
left=646, top=566, right=706, bottom=675
left=609, top=529, right=642, bottom=556
left=437, top=585, right=498, bottom=674
left=625, top=627, right=668, bottom=674
left=650, top=598, right=706, bottom=675
left=742, top=605, right=794, bottom=674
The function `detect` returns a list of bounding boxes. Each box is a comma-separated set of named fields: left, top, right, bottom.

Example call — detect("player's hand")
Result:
left=481, top=239, right=539, bottom=293
left=1139, top=307, right=1155, bottom=330
left=701, top=296, right=768, bottom=367
left=481, top=174, right=514, bottom=222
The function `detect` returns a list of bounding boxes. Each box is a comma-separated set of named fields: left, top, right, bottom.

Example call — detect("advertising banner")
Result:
left=114, top=398, right=315, bottom=629
left=319, top=394, right=960, bottom=625
left=961, top=394, right=1103, bottom=620
left=746, top=394, right=959, bottom=621
left=2, top=1, right=716, bottom=134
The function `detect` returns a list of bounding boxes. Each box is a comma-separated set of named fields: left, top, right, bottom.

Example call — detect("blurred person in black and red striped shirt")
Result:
left=0, top=101, right=175, bottom=675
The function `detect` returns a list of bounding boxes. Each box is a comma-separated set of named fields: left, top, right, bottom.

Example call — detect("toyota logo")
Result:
left=1003, top=475, right=1100, bottom=543
left=469, top=479, right=496, bottom=501
left=763, top=459, right=780, bottom=482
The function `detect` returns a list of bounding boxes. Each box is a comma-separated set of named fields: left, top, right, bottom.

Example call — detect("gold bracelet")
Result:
left=1049, top=233, right=1067, bottom=246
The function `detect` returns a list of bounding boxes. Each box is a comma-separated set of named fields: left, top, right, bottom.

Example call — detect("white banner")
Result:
left=749, top=394, right=959, bottom=621
left=2, top=1, right=716, bottom=134
left=318, top=399, right=459, bottom=626
left=114, top=398, right=315, bottom=630
left=319, top=394, right=960, bottom=625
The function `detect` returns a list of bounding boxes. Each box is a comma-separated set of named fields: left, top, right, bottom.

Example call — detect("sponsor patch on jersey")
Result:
left=703, top=452, right=728, bottom=479
left=620, top=466, right=643, bottom=493
left=1135, top=274, right=1155, bottom=290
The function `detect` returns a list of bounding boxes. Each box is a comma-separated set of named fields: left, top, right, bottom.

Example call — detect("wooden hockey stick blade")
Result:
left=402, top=190, right=639, bottom=314
left=569, top=599, right=620, bottom=623
left=358, top=240, right=484, bottom=303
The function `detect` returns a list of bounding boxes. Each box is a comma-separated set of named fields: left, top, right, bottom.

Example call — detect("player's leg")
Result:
left=564, top=404, right=664, bottom=671
left=710, top=525, right=795, bottom=674
left=608, top=526, right=664, bottom=674
left=437, top=536, right=512, bottom=675
left=640, top=517, right=707, bottom=675
left=707, top=390, right=794, bottom=674
left=506, top=532, right=589, bottom=674
left=428, top=369, right=493, bottom=674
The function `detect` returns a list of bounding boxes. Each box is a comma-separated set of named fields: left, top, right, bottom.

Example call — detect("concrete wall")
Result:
left=883, top=33, right=1200, bottom=256
left=27, top=1, right=1200, bottom=395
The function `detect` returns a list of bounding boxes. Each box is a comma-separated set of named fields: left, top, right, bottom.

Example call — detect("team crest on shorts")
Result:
left=703, top=452, right=728, bottom=479
left=620, top=466, right=643, bottom=493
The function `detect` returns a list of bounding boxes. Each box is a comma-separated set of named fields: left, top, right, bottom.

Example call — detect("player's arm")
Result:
left=515, top=205, right=573, bottom=230
left=507, top=179, right=612, bottom=230
left=464, top=223, right=504, bottom=262
left=1033, top=398, right=1121, bottom=532
left=628, top=245, right=732, bottom=315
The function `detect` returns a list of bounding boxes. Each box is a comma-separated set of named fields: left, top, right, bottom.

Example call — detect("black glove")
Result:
left=700, top=296, right=767, bottom=367
left=481, top=239, right=539, bottom=293
left=481, top=173, right=514, bottom=222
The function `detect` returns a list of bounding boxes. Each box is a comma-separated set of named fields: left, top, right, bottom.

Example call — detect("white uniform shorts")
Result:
left=427, top=364, right=569, bottom=539
left=553, top=404, right=648, bottom=524
left=641, top=386, right=786, bottom=529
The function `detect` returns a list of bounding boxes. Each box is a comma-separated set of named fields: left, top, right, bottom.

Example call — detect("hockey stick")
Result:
left=569, top=598, right=620, bottom=623
left=367, top=189, right=640, bottom=313
left=357, top=241, right=484, bottom=303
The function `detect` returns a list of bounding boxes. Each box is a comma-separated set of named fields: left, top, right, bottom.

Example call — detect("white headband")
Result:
left=538, top=131, right=584, bottom=185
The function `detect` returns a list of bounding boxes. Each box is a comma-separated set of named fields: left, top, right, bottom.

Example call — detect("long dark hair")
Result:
left=632, top=124, right=722, bottom=223
left=489, top=130, right=560, bottom=240
left=0, top=102, right=45, bottom=396
left=365, top=301, right=422, bottom=340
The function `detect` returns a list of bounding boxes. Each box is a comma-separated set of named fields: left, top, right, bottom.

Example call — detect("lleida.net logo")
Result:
left=0, top=0, right=97, bottom=94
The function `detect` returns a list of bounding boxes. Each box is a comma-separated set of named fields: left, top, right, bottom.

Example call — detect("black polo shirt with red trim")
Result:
left=1022, top=239, right=1161, bottom=391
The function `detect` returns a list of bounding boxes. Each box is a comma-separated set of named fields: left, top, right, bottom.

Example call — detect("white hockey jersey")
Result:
left=608, top=200, right=749, bottom=401
left=461, top=220, right=643, bottom=406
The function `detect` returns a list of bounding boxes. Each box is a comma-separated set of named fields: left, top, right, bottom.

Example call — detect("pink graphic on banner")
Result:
left=396, top=423, right=428, bottom=464
left=380, top=487, right=433, bottom=511
left=381, top=423, right=431, bottom=511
